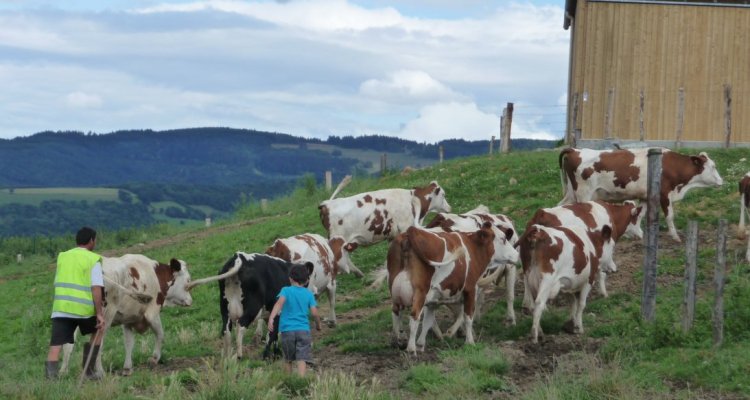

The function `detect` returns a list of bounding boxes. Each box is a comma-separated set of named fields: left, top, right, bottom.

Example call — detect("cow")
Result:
left=186, top=253, right=313, bottom=359
left=738, top=173, right=750, bottom=239
left=522, top=200, right=644, bottom=307
left=518, top=224, right=612, bottom=343
left=265, top=233, right=345, bottom=327
left=318, top=180, right=451, bottom=275
left=424, top=205, right=519, bottom=327
left=388, top=222, right=519, bottom=353
left=59, top=254, right=193, bottom=376
left=558, top=147, right=723, bottom=242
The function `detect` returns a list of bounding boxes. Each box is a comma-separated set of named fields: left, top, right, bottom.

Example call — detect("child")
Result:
left=268, top=264, right=321, bottom=376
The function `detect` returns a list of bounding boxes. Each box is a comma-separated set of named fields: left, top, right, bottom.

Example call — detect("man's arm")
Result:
left=268, top=296, right=285, bottom=332
left=90, top=261, right=105, bottom=329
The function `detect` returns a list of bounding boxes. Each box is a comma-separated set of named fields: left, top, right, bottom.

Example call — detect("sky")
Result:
left=0, top=0, right=571, bottom=143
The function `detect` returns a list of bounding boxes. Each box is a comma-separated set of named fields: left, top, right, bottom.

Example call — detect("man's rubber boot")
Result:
left=45, top=361, right=59, bottom=379
left=83, top=343, right=102, bottom=380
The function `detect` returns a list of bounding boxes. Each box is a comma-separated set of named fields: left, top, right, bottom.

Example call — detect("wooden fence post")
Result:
left=489, top=136, right=495, bottom=156
left=380, top=153, right=387, bottom=174
left=568, top=93, right=579, bottom=146
left=604, top=87, right=615, bottom=140
left=325, top=171, right=332, bottom=191
left=439, top=146, right=444, bottom=163
left=642, top=148, right=662, bottom=322
left=639, top=89, right=645, bottom=142
left=675, top=87, right=685, bottom=148
left=682, top=221, right=698, bottom=332
left=713, top=219, right=727, bottom=347
left=724, top=85, right=732, bottom=148
left=501, top=102, right=513, bottom=154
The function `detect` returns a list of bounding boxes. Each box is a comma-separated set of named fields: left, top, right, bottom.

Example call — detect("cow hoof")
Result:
left=326, top=320, right=336, bottom=328
left=121, top=368, right=133, bottom=376
left=561, top=319, right=576, bottom=334
left=148, top=357, right=159, bottom=366
left=505, top=317, right=517, bottom=326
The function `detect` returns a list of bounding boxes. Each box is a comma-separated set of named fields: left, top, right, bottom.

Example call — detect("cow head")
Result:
left=164, top=258, right=193, bottom=307
left=478, top=221, right=519, bottom=266
left=623, top=200, right=645, bottom=240
left=690, top=152, right=723, bottom=188
left=328, top=237, right=358, bottom=275
left=427, top=181, right=451, bottom=213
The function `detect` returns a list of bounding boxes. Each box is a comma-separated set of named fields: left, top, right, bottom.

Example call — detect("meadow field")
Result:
left=0, top=188, right=121, bottom=206
left=3, top=147, right=750, bottom=399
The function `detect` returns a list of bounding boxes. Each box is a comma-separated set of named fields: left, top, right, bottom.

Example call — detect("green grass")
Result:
left=4, top=147, right=750, bottom=398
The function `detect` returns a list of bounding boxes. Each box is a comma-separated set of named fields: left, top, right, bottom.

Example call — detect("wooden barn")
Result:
left=563, top=0, right=750, bottom=148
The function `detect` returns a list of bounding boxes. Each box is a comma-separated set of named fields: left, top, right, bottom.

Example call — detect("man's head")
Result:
left=289, top=263, right=310, bottom=286
left=76, top=227, right=97, bottom=249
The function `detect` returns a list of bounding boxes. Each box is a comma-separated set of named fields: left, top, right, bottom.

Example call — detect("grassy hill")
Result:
left=2, top=147, right=750, bottom=399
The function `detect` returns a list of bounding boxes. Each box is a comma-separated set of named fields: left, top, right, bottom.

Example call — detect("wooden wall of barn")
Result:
left=568, top=0, right=750, bottom=145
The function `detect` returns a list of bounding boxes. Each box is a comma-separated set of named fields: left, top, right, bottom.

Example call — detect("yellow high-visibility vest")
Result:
left=51, top=247, right=102, bottom=317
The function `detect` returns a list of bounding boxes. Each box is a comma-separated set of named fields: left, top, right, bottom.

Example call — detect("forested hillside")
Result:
left=0, top=128, right=558, bottom=236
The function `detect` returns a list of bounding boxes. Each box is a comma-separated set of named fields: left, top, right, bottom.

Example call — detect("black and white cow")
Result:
left=187, top=253, right=313, bottom=359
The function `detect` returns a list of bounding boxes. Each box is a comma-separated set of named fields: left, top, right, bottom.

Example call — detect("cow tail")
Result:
left=368, top=267, right=389, bottom=290
left=186, top=261, right=243, bottom=290
left=329, top=175, right=352, bottom=200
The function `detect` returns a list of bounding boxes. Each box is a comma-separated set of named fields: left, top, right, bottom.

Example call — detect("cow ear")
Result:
left=481, top=221, right=492, bottom=229
left=602, top=225, right=613, bottom=241
left=344, top=242, right=358, bottom=252
left=503, top=227, right=514, bottom=241
left=691, top=155, right=705, bottom=166
left=433, top=186, right=441, bottom=195
left=305, top=262, right=315, bottom=277
left=169, top=258, right=182, bottom=272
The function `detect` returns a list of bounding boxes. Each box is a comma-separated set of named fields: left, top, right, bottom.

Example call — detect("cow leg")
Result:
left=327, top=282, right=337, bottom=327
left=430, top=312, right=445, bottom=340
left=663, top=199, right=681, bottom=242
left=446, top=306, right=464, bottom=338
left=462, top=290, right=477, bottom=345
left=573, top=284, right=592, bottom=334
left=147, top=315, right=165, bottom=365
left=740, top=193, right=747, bottom=239
left=59, top=341, right=75, bottom=375
left=598, top=271, right=609, bottom=298
left=253, top=309, right=264, bottom=344
left=531, top=277, right=555, bottom=344
left=417, top=306, right=436, bottom=351
left=407, top=290, right=426, bottom=354
left=746, top=236, right=750, bottom=264
left=236, top=325, right=247, bottom=359
left=522, top=272, right=534, bottom=315
left=505, top=266, right=517, bottom=325
left=223, top=320, right=233, bottom=358
left=391, top=306, right=402, bottom=341
left=122, top=325, right=136, bottom=375
left=349, top=264, right=365, bottom=278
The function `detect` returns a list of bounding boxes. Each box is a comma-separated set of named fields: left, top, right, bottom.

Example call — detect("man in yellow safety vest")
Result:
left=45, top=227, right=106, bottom=379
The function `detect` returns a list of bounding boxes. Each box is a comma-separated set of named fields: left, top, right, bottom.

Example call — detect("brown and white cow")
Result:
left=522, top=200, right=644, bottom=306
left=518, top=224, right=611, bottom=343
left=60, top=254, right=193, bottom=376
left=388, top=222, right=518, bottom=353
left=559, top=147, right=723, bottom=242
left=738, top=173, right=750, bottom=239
left=319, top=181, right=451, bottom=275
left=424, top=205, right=519, bottom=327
left=265, top=233, right=347, bottom=326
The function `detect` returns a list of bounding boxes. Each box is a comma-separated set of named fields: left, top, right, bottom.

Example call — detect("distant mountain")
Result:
left=0, top=128, right=558, bottom=237
left=0, top=128, right=558, bottom=190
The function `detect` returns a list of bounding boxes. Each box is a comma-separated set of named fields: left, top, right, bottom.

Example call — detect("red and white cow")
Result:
left=738, top=173, right=750, bottom=239
left=60, top=254, right=193, bottom=376
left=319, top=181, right=451, bottom=275
left=265, top=233, right=347, bottom=326
left=518, top=224, right=611, bottom=343
left=559, top=147, right=723, bottom=242
left=522, top=200, right=644, bottom=305
left=424, top=205, right=519, bottom=327
left=388, top=222, right=518, bottom=353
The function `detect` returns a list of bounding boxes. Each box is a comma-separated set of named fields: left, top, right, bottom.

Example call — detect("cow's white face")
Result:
left=623, top=201, right=645, bottom=240
left=694, top=152, right=723, bottom=187
left=491, top=226, right=519, bottom=265
left=429, top=184, right=451, bottom=213
left=165, top=260, right=193, bottom=307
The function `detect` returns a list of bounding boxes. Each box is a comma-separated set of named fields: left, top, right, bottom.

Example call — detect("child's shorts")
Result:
left=280, top=330, right=312, bottom=362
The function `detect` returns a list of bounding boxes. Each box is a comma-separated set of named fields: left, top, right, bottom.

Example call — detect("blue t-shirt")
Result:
left=278, top=286, right=317, bottom=333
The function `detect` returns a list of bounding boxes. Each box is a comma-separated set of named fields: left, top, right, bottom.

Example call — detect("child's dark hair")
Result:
left=289, top=264, right=310, bottom=284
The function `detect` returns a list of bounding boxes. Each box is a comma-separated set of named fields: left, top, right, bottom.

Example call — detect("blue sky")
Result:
left=0, top=0, right=570, bottom=142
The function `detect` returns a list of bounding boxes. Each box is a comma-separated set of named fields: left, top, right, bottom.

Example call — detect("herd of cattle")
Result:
left=60, top=146, right=734, bottom=376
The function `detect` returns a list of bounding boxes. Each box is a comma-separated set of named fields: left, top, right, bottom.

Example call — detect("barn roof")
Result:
left=564, top=0, right=750, bottom=29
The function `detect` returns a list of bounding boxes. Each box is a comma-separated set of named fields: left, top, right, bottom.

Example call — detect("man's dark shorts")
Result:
left=280, top=330, right=312, bottom=362
left=50, top=317, right=97, bottom=346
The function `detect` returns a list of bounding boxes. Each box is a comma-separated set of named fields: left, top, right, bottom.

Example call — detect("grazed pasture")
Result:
left=3, top=148, right=750, bottom=399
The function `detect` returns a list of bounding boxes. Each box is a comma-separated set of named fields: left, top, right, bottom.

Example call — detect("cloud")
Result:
left=359, top=70, right=462, bottom=103
left=65, top=91, right=103, bottom=108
